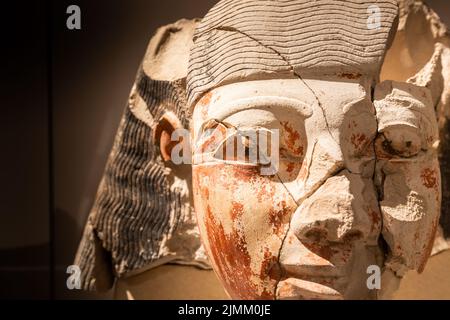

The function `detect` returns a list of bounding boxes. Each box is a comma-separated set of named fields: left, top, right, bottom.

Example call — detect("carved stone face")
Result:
left=191, top=77, right=441, bottom=300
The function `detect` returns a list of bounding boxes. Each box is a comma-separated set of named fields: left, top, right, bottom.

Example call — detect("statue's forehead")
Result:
left=193, top=78, right=368, bottom=120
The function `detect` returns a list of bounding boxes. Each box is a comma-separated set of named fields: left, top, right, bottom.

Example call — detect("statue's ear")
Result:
left=153, top=112, right=184, bottom=162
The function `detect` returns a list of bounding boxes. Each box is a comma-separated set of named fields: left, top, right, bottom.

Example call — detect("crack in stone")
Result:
left=273, top=171, right=298, bottom=299
left=372, top=88, right=388, bottom=299
left=272, top=163, right=349, bottom=299
left=294, top=76, right=338, bottom=145
left=272, top=140, right=345, bottom=299
left=213, top=26, right=339, bottom=146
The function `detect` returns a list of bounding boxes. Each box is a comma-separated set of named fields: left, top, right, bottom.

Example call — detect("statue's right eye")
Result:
left=212, top=128, right=277, bottom=166
left=194, top=120, right=229, bottom=155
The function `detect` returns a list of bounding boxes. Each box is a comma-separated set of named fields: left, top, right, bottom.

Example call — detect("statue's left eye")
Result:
left=375, top=124, right=422, bottom=159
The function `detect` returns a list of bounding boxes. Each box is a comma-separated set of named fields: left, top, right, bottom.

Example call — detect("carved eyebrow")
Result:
left=204, top=96, right=313, bottom=124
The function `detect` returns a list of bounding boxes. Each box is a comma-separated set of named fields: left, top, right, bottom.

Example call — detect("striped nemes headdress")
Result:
left=187, top=0, right=399, bottom=108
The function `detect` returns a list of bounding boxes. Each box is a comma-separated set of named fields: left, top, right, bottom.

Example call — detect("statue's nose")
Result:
left=294, top=203, right=364, bottom=244
left=291, top=171, right=381, bottom=244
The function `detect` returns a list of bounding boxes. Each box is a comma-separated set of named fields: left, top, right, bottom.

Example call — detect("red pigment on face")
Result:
left=202, top=187, right=209, bottom=200
left=281, top=122, right=304, bottom=156
left=350, top=133, right=367, bottom=150
left=231, top=165, right=261, bottom=183
left=286, top=162, right=296, bottom=174
left=348, top=120, right=359, bottom=129
left=260, top=248, right=280, bottom=281
left=199, top=134, right=217, bottom=154
left=268, top=201, right=291, bottom=236
left=256, top=182, right=276, bottom=203
left=193, top=164, right=295, bottom=299
left=340, top=72, right=362, bottom=80
left=303, top=241, right=334, bottom=261
left=199, top=91, right=213, bottom=106
left=197, top=93, right=213, bottom=120
left=368, top=208, right=381, bottom=233
left=421, top=168, right=438, bottom=189
left=204, top=205, right=274, bottom=299
left=230, top=201, right=244, bottom=220
left=421, top=91, right=427, bottom=99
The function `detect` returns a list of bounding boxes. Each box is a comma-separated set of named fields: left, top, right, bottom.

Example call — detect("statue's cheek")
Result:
left=192, top=164, right=297, bottom=299
left=374, top=80, right=441, bottom=274
left=377, top=158, right=441, bottom=273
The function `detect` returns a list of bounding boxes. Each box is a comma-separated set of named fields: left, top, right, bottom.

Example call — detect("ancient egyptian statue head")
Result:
left=76, top=0, right=449, bottom=300
left=185, top=0, right=441, bottom=300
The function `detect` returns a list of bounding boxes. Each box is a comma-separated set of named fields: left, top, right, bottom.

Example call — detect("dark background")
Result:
left=0, top=0, right=448, bottom=299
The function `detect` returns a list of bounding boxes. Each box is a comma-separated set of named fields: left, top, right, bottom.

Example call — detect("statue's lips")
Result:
left=277, top=278, right=343, bottom=300
left=278, top=237, right=351, bottom=279
left=277, top=258, right=347, bottom=299
left=281, top=263, right=345, bottom=278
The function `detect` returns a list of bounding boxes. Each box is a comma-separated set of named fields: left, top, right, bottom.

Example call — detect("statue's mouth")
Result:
left=275, top=231, right=382, bottom=300
left=277, top=277, right=343, bottom=300
left=276, top=259, right=346, bottom=300
left=281, top=263, right=345, bottom=278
